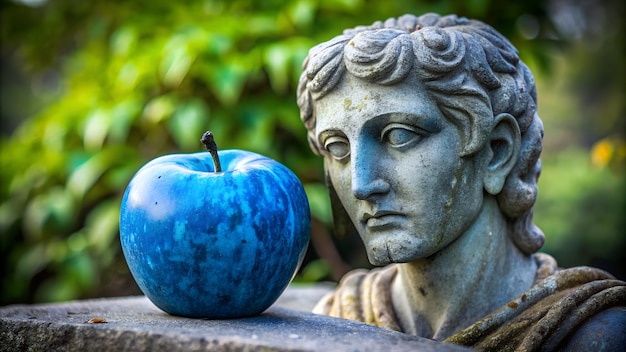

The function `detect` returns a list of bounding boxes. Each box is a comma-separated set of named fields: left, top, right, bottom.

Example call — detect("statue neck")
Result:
left=391, top=196, right=537, bottom=340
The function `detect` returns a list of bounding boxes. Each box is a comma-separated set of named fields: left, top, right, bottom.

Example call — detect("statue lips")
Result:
left=362, top=211, right=405, bottom=230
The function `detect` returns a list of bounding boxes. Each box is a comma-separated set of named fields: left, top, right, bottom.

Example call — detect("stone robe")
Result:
left=313, top=253, right=626, bottom=351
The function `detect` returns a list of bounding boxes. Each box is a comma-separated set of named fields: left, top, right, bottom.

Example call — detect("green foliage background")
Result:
left=1, top=0, right=624, bottom=304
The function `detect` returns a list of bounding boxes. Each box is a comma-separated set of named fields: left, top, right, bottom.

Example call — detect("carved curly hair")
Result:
left=297, top=13, right=545, bottom=254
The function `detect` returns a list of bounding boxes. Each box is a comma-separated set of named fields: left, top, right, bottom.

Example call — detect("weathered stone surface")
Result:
left=0, top=286, right=469, bottom=352
left=272, top=284, right=335, bottom=312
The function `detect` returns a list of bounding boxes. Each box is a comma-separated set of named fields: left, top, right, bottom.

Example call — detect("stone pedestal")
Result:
left=0, top=285, right=469, bottom=351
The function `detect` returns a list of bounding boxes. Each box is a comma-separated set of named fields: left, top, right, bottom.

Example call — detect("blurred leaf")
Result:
left=294, top=259, right=331, bottom=283
left=83, top=109, right=110, bottom=151
left=110, top=26, right=137, bottom=57
left=207, top=60, right=250, bottom=106
left=304, top=183, right=333, bottom=226
left=84, top=199, right=120, bottom=253
left=168, top=99, right=210, bottom=151
left=160, top=42, right=194, bottom=88
left=287, top=0, right=317, bottom=29
left=264, top=43, right=291, bottom=94
left=66, top=152, right=109, bottom=199
left=109, top=98, right=142, bottom=144
left=143, top=94, right=177, bottom=124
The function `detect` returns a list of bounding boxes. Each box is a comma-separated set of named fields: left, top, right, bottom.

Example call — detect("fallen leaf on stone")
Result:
left=86, top=317, right=107, bottom=324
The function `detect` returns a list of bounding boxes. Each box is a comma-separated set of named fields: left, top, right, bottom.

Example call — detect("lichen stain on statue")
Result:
left=297, top=13, right=626, bottom=351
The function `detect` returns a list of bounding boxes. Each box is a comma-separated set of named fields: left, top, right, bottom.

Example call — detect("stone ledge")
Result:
left=0, top=287, right=470, bottom=352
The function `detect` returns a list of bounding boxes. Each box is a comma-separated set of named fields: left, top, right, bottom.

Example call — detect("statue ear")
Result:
left=483, top=113, right=521, bottom=195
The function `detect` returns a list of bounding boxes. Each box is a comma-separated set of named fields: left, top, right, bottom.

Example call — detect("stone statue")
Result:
left=296, top=13, right=626, bottom=351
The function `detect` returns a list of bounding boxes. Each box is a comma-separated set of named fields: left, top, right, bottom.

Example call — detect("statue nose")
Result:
left=351, top=152, right=390, bottom=200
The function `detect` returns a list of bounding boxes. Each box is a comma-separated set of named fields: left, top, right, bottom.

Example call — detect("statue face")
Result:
left=315, top=73, right=486, bottom=265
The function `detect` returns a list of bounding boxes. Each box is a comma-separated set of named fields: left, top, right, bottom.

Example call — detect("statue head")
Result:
left=297, top=13, right=544, bottom=264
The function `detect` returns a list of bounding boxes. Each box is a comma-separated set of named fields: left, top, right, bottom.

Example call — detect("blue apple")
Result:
left=119, top=133, right=310, bottom=318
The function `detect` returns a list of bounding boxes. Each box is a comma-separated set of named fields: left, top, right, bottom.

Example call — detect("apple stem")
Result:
left=201, top=131, right=222, bottom=172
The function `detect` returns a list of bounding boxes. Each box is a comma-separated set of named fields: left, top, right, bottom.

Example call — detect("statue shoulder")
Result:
left=560, top=306, right=626, bottom=351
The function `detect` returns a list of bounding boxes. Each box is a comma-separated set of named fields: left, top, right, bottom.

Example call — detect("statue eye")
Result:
left=381, top=124, right=422, bottom=148
left=323, top=136, right=350, bottom=161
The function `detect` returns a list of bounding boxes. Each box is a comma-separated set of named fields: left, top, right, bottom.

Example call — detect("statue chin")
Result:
left=366, top=248, right=393, bottom=266
left=364, top=238, right=427, bottom=266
